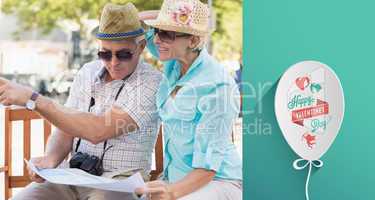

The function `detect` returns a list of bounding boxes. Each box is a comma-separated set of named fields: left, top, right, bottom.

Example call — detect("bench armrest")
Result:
left=0, top=166, right=8, bottom=173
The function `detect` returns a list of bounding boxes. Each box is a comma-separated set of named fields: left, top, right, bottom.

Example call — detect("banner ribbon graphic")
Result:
left=292, top=100, right=329, bottom=126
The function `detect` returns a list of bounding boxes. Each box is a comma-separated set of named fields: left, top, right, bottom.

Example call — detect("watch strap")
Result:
left=30, top=92, right=39, bottom=101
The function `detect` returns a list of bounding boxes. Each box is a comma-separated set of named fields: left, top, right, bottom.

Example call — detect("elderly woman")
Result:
left=136, top=0, right=242, bottom=199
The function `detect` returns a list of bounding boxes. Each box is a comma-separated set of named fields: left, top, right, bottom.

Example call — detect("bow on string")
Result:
left=293, top=158, right=324, bottom=200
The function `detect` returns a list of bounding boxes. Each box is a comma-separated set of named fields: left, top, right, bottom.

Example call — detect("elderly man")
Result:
left=0, top=3, right=162, bottom=200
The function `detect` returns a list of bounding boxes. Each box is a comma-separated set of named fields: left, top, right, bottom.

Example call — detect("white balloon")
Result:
left=275, top=61, right=345, bottom=161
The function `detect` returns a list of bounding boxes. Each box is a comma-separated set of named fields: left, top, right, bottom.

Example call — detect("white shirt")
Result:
left=64, top=59, right=162, bottom=173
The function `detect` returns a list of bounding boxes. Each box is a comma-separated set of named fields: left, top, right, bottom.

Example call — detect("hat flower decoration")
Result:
left=144, top=0, right=211, bottom=36
left=171, top=2, right=193, bottom=26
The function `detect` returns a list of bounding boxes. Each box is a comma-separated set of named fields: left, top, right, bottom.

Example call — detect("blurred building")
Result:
left=0, top=11, right=70, bottom=78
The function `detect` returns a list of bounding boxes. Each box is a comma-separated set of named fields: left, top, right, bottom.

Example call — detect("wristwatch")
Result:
left=26, top=92, right=39, bottom=111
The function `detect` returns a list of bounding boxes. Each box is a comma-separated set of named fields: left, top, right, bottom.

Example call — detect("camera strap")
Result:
left=75, top=74, right=128, bottom=153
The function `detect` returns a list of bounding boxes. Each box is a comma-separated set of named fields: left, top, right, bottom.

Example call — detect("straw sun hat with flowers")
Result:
left=144, top=0, right=212, bottom=37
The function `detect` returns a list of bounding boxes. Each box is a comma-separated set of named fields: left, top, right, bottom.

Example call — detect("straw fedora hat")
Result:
left=96, top=3, right=145, bottom=40
left=144, top=0, right=211, bottom=36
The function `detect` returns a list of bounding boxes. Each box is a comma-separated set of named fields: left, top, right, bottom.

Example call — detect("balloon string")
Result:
left=293, top=158, right=324, bottom=200
left=305, top=161, right=312, bottom=200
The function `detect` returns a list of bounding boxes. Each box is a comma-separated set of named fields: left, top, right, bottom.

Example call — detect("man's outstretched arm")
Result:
left=35, top=95, right=138, bottom=144
left=0, top=78, right=138, bottom=144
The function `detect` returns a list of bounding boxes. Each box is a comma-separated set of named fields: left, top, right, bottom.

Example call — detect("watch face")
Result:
left=26, top=100, right=36, bottom=110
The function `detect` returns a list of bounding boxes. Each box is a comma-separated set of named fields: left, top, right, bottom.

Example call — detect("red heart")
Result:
left=295, top=77, right=310, bottom=90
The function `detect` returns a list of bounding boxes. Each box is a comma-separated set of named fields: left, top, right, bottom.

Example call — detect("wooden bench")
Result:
left=1, top=107, right=163, bottom=200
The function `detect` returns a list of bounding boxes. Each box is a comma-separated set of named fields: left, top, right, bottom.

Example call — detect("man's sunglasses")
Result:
left=97, top=49, right=135, bottom=62
left=154, top=28, right=191, bottom=43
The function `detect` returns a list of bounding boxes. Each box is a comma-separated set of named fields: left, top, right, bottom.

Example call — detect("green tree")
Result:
left=1, top=0, right=242, bottom=60
left=1, top=0, right=162, bottom=35
left=210, top=0, right=242, bottom=60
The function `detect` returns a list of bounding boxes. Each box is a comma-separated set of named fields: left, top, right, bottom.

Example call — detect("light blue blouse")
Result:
left=146, top=29, right=242, bottom=183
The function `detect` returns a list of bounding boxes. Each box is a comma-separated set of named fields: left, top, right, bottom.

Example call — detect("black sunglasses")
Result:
left=97, top=49, right=135, bottom=62
left=154, top=28, right=191, bottom=43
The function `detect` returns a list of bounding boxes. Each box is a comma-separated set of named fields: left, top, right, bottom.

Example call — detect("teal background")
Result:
left=243, top=0, right=375, bottom=199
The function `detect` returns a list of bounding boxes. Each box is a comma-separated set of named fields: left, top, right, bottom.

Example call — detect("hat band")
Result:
left=96, top=28, right=144, bottom=38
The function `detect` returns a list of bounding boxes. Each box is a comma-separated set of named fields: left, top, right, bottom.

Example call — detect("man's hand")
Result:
left=135, top=180, right=176, bottom=200
left=0, top=77, right=33, bottom=106
left=27, top=156, right=58, bottom=183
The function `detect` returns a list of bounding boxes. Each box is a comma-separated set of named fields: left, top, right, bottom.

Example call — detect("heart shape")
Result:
left=295, top=76, right=310, bottom=90
left=179, top=14, right=189, bottom=23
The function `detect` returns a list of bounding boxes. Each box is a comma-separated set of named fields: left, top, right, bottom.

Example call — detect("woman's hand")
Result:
left=138, top=10, right=159, bottom=21
left=135, top=180, right=176, bottom=200
left=135, top=169, right=215, bottom=199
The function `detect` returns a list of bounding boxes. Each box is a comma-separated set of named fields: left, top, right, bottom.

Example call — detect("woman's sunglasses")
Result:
left=154, top=28, right=191, bottom=43
left=97, top=49, right=135, bottom=62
